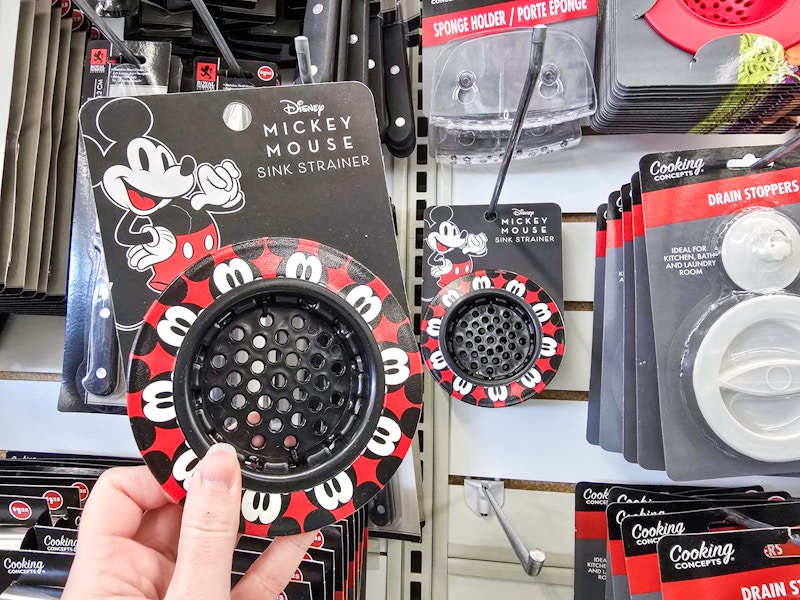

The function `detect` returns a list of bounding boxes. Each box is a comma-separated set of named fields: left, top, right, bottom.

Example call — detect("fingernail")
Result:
left=199, top=443, right=239, bottom=489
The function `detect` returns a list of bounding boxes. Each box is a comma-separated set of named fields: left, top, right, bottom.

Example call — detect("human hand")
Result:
left=63, top=444, right=317, bottom=599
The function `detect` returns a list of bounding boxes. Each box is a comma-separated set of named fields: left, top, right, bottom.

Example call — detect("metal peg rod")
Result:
left=190, top=0, right=244, bottom=78
left=750, top=132, right=800, bottom=169
left=72, top=0, right=143, bottom=67
left=480, top=483, right=546, bottom=577
left=295, top=36, right=314, bottom=84
left=486, top=25, right=547, bottom=221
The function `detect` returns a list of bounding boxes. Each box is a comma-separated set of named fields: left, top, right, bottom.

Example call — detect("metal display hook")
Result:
left=190, top=0, right=245, bottom=78
left=72, top=0, right=143, bottom=67
left=464, top=479, right=546, bottom=577
left=485, top=25, right=547, bottom=222
left=295, top=36, right=315, bottom=84
left=749, top=131, right=800, bottom=169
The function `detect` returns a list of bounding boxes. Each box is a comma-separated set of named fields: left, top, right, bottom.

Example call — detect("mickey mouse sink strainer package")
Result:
left=75, top=83, right=422, bottom=535
left=640, top=144, right=800, bottom=480
left=419, top=204, right=564, bottom=407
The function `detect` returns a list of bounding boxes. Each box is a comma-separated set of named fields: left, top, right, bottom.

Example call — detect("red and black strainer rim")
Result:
left=420, top=269, right=565, bottom=408
left=127, top=237, right=422, bottom=536
left=643, top=0, right=800, bottom=54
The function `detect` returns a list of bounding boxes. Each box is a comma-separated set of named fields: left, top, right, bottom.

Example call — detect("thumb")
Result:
left=166, top=444, right=242, bottom=600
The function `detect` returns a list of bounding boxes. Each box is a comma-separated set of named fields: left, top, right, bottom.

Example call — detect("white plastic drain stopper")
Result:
left=693, top=294, right=800, bottom=462
left=721, top=210, right=800, bottom=291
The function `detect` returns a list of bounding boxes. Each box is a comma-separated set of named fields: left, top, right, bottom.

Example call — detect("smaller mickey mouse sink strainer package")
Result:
left=639, top=143, right=800, bottom=480
left=67, top=83, right=423, bottom=537
left=419, top=203, right=564, bottom=408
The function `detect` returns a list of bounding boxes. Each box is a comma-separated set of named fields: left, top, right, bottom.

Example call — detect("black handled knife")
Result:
left=368, top=13, right=388, bottom=138
left=302, top=0, right=340, bottom=81
left=346, top=0, right=370, bottom=83
left=80, top=276, right=119, bottom=398
left=382, top=0, right=415, bottom=157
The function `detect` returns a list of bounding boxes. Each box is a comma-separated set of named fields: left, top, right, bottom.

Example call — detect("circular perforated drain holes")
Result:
left=420, top=269, right=565, bottom=408
left=681, top=0, right=786, bottom=24
left=272, top=373, right=288, bottom=390
left=442, top=290, right=540, bottom=385
left=251, top=360, right=265, bottom=375
left=643, top=0, right=800, bottom=54
left=128, top=237, right=422, bottom=536
left=173, top=276, right=385, bottom=497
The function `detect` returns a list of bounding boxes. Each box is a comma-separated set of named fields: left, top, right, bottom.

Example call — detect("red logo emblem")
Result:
left=9, top=501, right=32, bottom=521
left=90, top=48, right=108, bottom=66
left=291, top=569, right=302, bottom=581
left=257, top=65, right=275, bottom=82
left=72, top=482, right=89, bottom=502
left=61, top=0, right=71, bottom=17
left=311, top=531, right=325, bottom=547
left=196, top=62, right=217, bottom=82
left=72, top=9, right=84, bottom=30
left=44, top=490, right=64, bottom=511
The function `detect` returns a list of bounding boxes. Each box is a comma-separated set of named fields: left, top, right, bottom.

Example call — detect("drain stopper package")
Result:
left=640, top=144, right=800, bottom=480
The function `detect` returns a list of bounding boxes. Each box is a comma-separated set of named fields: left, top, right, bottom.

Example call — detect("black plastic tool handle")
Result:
left=303, top=0, right=340, bottom=82
left=81, top=280, right=119, bottom=397
left=337, top=0, right=352, bottom=81
left=368, top=14, right=388, bottom=139
left=346, top=0, right=370, bottom=84
left=382, top=3, right=416, bottom=157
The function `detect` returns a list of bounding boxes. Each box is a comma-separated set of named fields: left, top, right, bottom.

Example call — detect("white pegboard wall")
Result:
left=401, top=37, right=798, bottom=600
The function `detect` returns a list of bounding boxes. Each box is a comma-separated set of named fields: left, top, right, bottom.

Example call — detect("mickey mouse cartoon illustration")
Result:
left=425, top=206, right=488, bottom=289
left=83, top=97, right=244, bottom=292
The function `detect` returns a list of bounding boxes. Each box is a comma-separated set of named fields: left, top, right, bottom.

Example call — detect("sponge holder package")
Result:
left=640, top=145, right=800, bottom=480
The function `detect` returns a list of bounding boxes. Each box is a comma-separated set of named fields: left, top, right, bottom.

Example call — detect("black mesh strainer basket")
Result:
left=127, top=238, right=422, bottom=536
left=420, top=269, right=565, bottom=408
